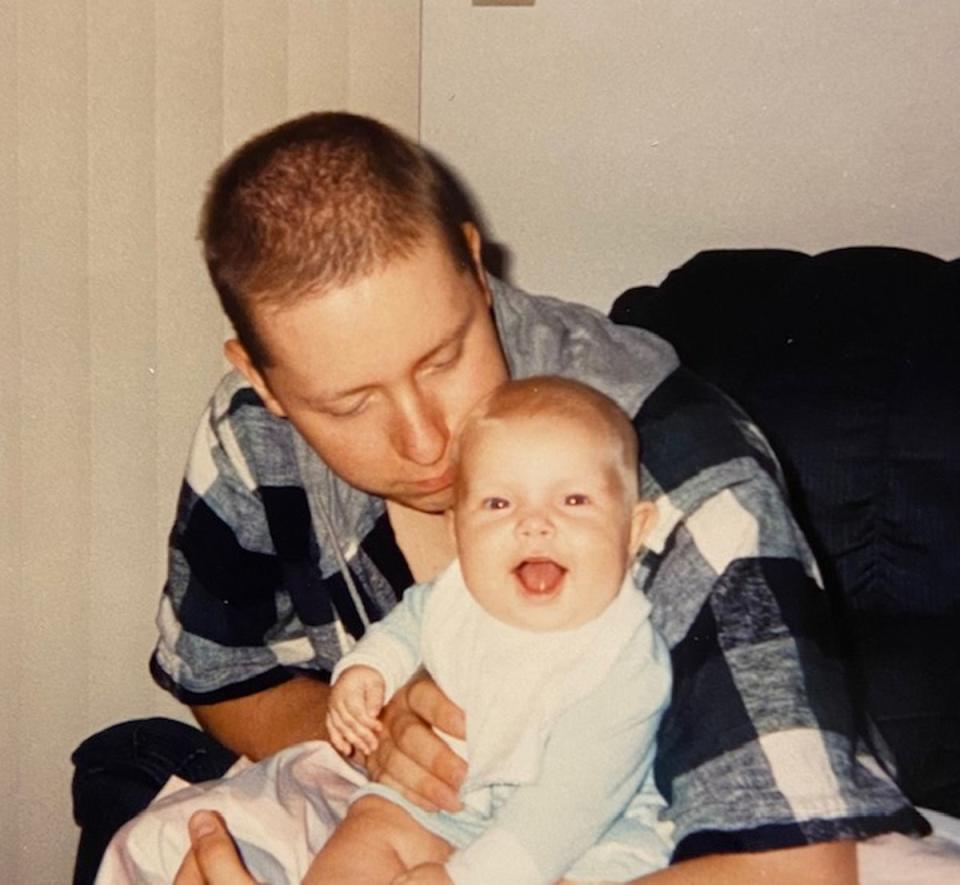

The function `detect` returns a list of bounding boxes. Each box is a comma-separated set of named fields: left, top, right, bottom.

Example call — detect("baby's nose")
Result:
left=516, top=512, right=554, bottom=537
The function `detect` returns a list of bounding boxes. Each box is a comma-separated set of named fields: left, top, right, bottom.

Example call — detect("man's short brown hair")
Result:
left=200, top=112, right=474, bottom=365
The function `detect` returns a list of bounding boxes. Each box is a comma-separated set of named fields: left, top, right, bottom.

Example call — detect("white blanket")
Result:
left=99, top=740, right=960, bottom=884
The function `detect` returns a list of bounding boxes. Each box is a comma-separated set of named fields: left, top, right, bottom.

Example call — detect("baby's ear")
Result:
left=629, top=501, right=658, bottom=557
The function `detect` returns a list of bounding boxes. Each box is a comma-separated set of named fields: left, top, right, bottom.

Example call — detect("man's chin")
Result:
left=391, top=486, right=455, bottom=514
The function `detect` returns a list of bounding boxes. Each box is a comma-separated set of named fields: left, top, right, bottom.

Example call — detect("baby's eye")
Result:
left=482, top=497, right=510, bottom=511
left=564, top=494, right=590, bottom=506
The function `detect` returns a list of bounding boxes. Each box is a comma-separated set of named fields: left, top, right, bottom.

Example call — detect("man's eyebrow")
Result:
left=303, top=314, right=473, bottom=406
left=416, top=316, right=470, bottom=365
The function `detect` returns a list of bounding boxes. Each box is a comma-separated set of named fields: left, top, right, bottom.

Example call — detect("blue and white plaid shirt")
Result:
left=152, top=277, right=927, bottom=861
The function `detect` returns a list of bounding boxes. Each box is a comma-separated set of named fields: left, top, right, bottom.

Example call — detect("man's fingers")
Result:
left=407, top=677, right=466, bottom=741
left=173, top=850, right=204, bottom=885
left=370, top=726, right=462, bottom=812
left=390, top=707, right=467, bottom=789
left=371, top=670, right=467, bottom=811
left=173, top=811, right=256, bottom=885
left=377, top=763, right=448, bottom=814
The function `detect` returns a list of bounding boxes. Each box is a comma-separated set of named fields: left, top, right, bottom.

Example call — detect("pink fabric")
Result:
left=97, top=737, right=960, bottom=884
left=858, top=809, right=960, bottom=883
left=96, top=741, right=365, bottom=884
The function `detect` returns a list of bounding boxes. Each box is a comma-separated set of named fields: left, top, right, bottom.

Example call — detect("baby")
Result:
left=97, top=376, right=672, bottom=885
left=307, top=376, right=672, bottom=884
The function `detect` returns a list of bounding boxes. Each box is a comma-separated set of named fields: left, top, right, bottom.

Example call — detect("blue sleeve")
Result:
left=331, top=582, right=432, bottom=698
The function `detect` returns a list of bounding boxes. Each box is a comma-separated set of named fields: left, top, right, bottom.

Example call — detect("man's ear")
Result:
left=461, top=222, right=490, bottom=300
left=445, top=508, right=457, bottom=541
left=224, top=339, right=287, bottom=418
left=628, top=500, right=658, bottom=558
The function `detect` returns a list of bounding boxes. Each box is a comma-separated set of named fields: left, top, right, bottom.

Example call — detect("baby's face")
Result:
left=452, top=415, right=654, bottom=632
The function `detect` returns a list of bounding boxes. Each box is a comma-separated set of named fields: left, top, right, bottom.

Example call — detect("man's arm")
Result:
left=625, top=840, right=857, bottom=884
left=191, top=676, right=331, bottom=761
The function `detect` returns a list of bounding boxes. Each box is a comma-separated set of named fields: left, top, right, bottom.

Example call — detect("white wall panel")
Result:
left=288, top=0, right=350, bottom=117
left=14, top=2, right=91, bottom=879
left=421, top=0, right=960, bottom=310
left=348, top=0, right=422, bottom=138
left=155, top=3, right=234, bottom=583
left=86, top=0, right=161, bottom=729
left=0, top=1, right=21, bottom=872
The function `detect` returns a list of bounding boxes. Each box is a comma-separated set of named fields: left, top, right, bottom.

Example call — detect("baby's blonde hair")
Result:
left=455, top=376, right=641, bottom=502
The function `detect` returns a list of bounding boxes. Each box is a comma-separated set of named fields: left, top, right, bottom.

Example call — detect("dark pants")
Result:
left=70, top=718, right=238, bottom=885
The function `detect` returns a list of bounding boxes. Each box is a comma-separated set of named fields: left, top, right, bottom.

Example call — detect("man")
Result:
left=72, top=112, right=926, bottom=883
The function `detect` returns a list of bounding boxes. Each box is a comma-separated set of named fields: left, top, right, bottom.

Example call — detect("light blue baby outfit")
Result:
left=332, top=559, right=673, bottom=884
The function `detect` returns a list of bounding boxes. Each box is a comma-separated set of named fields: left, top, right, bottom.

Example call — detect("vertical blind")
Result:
left=0, top=2, right=421, bottom=879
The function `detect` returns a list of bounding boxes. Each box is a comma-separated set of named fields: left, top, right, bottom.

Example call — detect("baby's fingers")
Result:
left=325, top=711, right=355, bottom=757
left=345, top=693, right=383, bottom=732
left=364, top=681, right=386, bottom=720
left=328, top=706, right=379, bottom=756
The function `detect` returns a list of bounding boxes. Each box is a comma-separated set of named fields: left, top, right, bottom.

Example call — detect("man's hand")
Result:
left=173, top=811, right=256, bottom=885
left=393, top=861, right=453, bottom=884
left=365, top=670, right=467, bottom=813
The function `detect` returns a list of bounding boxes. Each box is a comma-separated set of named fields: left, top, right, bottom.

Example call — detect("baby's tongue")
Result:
left=515, top=560, right=565, bottom=594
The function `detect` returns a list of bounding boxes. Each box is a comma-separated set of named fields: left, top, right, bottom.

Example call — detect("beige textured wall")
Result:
left=420, top=0, right=960, bottom=309
left=1, top=2, right=420, bottom=880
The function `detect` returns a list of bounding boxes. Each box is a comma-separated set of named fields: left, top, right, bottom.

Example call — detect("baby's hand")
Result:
left=392, top=862, right=452, bottom=885
left=326, top=665, right=385, bottom=757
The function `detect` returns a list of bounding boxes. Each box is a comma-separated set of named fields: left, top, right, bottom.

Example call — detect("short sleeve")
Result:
left=649, top=475, right=929, bottom=861
left=627, top=367, right=929, bottom=859
left=150, top=377, right=346, bottom=704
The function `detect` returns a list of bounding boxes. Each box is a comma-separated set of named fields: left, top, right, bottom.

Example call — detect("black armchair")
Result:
left=611, top=246, right=960, bottom=816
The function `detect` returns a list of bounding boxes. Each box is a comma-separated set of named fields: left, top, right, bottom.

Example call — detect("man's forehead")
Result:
left=255, top=261, right=484, bottom=400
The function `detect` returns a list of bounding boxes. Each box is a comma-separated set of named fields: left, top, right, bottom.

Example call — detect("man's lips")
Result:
left=513, top=558, right=567, bottom=596
left=411, top=469, right=455, bottom=494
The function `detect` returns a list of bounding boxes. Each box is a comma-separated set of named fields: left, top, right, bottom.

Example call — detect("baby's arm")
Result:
left=327, top=580, right=434, bottom=756
left=448, top=621, right=672, bottom=885
left=326, top=665, right=386, bottom=756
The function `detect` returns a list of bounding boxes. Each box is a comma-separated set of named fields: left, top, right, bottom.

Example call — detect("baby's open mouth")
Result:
left=513, top=558, right=567, bottom=595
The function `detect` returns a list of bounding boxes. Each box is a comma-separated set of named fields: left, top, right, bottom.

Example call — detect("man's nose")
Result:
left=391, top=391, right=447, bottom=466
